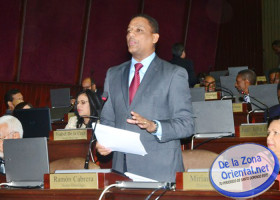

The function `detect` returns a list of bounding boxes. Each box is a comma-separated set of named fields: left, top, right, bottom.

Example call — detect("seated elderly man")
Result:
left=204, top=75, right=216, bottom=92
left=0, top=115, right=23, bottom=174
left=4, top=89, right=24, bottom=115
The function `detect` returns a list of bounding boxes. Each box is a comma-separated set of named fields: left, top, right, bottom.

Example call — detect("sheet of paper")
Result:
left=124, top=172, right=157, bottom=182
left=94, top=123, right=147, bottom=156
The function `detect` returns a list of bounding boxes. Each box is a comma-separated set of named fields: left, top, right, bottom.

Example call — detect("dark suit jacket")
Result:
left=170, top=56, right=197, bottom=87
left=100, top=56, right=194, bottom=182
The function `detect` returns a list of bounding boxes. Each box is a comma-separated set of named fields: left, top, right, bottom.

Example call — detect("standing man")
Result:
left=96, top=14, right=194, bottom=182
left=170, top=43, right=197, bottom=87
left=81, top=77, right=102, bottom=109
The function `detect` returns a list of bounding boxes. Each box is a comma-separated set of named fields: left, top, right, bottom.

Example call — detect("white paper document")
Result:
left=124, top=172, right=157, bottom=182
left=94, top=123, right=147, bottom=156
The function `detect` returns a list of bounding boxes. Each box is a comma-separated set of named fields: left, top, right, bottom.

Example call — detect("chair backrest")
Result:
left=49, top=157, right=100, bottom=173
left=182, top=149, right=218, bottom=171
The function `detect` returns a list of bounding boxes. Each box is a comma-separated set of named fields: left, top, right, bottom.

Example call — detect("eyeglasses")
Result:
left=0, top=132, right=15, bottom=142
left=75, top=100, right=89, bottom=106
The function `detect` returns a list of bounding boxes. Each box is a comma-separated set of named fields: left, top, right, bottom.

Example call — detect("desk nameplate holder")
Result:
left=176, top=171, right=214, bottom=191
left=44, top=171, right=131, bottom=189
left=49, top=129, right=91, bottom=141
left=239, top=123, right=267, bottom=137
left=205, top=92, right=221, bottom=101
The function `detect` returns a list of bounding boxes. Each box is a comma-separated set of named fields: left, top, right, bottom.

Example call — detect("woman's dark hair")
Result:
left=14, top=102, right=33, bottom=110
left=74, top=89, right=101, bottom=128
left=268, top=116, right=280, bottom=127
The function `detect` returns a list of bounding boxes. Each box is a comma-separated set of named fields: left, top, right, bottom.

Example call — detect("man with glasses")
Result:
left=0, top=115, right=23, bottom=174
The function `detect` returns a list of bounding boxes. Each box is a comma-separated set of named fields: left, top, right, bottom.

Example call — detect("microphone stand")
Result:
left=83, top=116, right=98, bottom=169
left=83, top=92, right=108, bottom=169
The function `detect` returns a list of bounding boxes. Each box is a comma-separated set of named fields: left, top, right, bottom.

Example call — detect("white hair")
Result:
left=0, top=115, right=23, bottom=138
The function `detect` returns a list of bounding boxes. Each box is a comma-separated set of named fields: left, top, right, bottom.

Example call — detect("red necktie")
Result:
left=129, top=63, right=143, bottom=105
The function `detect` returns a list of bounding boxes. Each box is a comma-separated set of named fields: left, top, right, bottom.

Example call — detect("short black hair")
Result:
left=14, top=102, right=33, bottom=110
left=131, top=14, right=159, bottom=34
left=74, top=89, right=101, bottom=128
left=238, top=69, right=256, bottom=85
left=272, top=40, right=280, bottom=47
left=268, top=115, right=280, bottom=127
left=4, top=89, right=21, bottom=108
left=172, top=43, right=185, bottom=57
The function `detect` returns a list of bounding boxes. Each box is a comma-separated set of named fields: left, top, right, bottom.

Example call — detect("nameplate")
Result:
left=49, top=173, right=98, bottom=189
left=239, top=123, right=267, bottom=137
left=257, top=76, right=267, bottom=82
left=182, top=172, right=214, bottom=190
left=53, top=129, right=87, bottom=141
left=232, top=103, right=243, bottom=112
left=205, top=92, right=218, bottom=100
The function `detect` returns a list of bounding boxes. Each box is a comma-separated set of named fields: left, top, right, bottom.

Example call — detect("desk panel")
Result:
left=0, top=187, right=279, bottom=200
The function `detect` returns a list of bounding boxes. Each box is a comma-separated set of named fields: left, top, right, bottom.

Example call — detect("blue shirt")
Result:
left=129, top=52, right=162, bottom=139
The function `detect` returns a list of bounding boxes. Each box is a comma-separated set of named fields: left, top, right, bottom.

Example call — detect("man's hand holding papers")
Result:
left=94, top=123, right=147, bottom=156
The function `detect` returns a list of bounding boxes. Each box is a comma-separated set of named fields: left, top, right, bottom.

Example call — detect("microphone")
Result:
left=216, top=86, right=234, bottom=99
left=84, top=92, right=108, bottom=169
left=0, top=158, right=5, bottom=175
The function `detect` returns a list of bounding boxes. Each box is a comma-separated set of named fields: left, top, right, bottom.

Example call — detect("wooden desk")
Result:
left=48, top=136, right=112, bottom=169
left=0, top=187, right=279, bottom=200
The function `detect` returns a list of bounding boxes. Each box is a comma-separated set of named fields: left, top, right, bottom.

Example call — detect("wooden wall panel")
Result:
left=83, top=0, right=141, bottom=88
left=0, top=82, right=81, bottom=116
left=0, top=0, right=22, bottom=81
left=215, top=0, right=263, bottom=75
left=143, top=0, right=190, bottom=61
left=20, top=0, right=86, bottom=84
left=262, top=0, right=280, bottom=72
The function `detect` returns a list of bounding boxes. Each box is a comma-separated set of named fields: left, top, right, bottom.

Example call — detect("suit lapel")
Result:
left=121, top=62, right=131, bottom=109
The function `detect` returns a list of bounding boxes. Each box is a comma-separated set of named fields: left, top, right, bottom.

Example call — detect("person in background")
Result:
left=14, top=102, right=33, bottom=110
left=65, top=90, right=101, bottom=129
left=268, top=68, right=280, bottom=84
left=264, top=83, right=280, bottom=121
left=4, top=89, right=24, bottom=115
left=267, top=116, right=280, bottom=162
left=204, top=75, right=216, bottom=92
left=272, top=40, right=280, bottom=68
left=170, top=43, right=196, bottom=87
left=96, top=14, right=194, bottom=182
left=235, top=69, right=256, bottom=103
left=0, top=115, right=23, bottom=174
left=82, top=77, right=102, bottom=107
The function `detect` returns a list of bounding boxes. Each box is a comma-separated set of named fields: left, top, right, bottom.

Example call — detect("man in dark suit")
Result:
left=96, top=14, right=194, bottom=182
left=170, top=43, right=197, bottom=87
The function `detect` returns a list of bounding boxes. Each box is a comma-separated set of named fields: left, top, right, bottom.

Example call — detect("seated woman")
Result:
left=267, top=116, right=280, bottom=161
left=65, top=89, right=101, bottom=129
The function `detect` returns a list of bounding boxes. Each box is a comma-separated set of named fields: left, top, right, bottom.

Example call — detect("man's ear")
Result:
left=7, top=101, right=14, bottom=110
left=12, top=132, right=21, bottom=139
left=152, top=33, right=159, bottom=44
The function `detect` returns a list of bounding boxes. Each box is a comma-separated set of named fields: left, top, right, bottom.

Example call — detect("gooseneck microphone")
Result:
left=84, top=92, right=108, bottom=169
left=216, top=86, right=234, bottom=99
